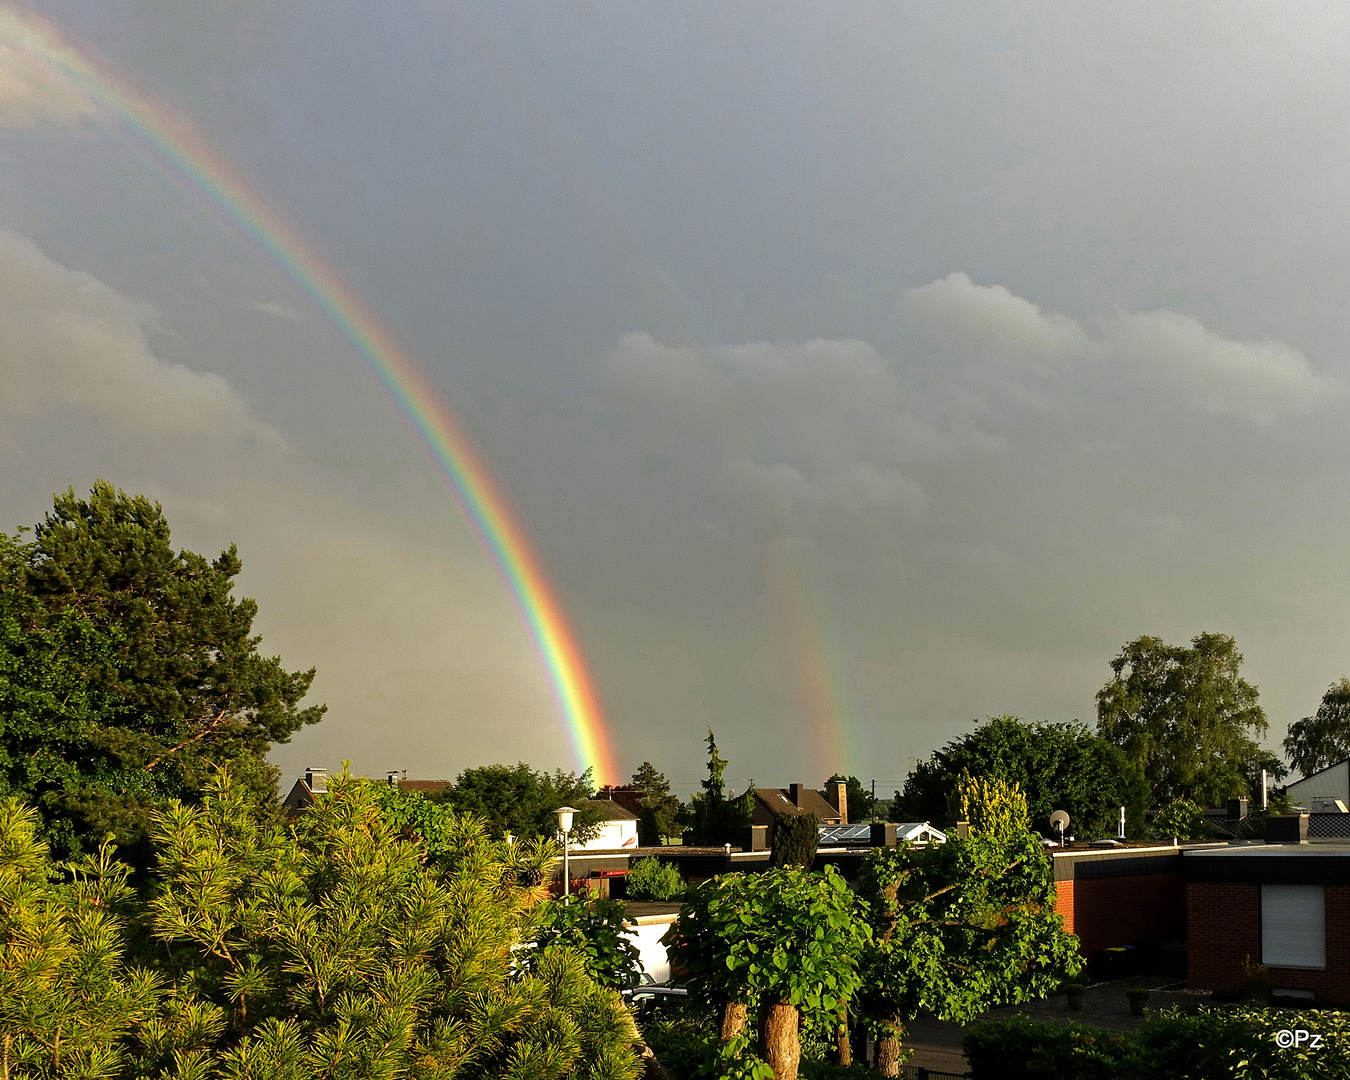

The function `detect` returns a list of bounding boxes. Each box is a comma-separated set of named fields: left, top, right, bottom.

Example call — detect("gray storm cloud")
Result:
left=0, top=229, right=281, bottom=443
left=0, top=37, right=92, bottom=128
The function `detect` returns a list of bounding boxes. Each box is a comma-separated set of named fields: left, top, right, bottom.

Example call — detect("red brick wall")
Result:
left=1187, top=883, right=1350, bottom=1003
left=1054, top=873, right=1185, bottom=953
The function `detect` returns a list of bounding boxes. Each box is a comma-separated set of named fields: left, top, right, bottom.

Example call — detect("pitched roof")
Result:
left=585, top=798, right=639, bottom=821
left=753, top=787, right=840, bottom=820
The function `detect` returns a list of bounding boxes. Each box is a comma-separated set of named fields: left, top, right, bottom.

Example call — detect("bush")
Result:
left=524, top=895, right=644, bottom=989
left=1152, top=797, right=1211, bottom=841
left=770, top=811, right=820, bottom=868
left=627, top=856, right=685, bottom=901
left=1126, top=988, right=1151, bottom=1002
left=966, top=1008, right=1350, bottom=1080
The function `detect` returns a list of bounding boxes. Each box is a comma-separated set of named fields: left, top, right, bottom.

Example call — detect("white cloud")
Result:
left=906, top=273, right=1335, bottom=423
left=603, top=333, right=931, bottom=523
left=0, top=38, right=93, bottom=128
left=906, top=272, right=1090, bottom=360
left=0, top=229, right=282, bottom=443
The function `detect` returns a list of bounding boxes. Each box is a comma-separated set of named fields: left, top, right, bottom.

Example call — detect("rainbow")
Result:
left=0, top=4, right=620, bottom=782
left=765, top=539, right=860, bottom=778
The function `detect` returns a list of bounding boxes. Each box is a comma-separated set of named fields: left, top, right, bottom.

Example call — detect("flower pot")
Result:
left=1129, top=999, right=1146, bottom=1016
left=1068, top=995, right=1083, bottom=1011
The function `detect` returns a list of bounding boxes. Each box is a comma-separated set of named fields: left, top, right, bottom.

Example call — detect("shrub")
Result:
left=1125, top=988, right=1151, bottom=1002
left=1152, top=797, right=1211, bottom=841
left=524, top=895, right=644, bottom=989
left=966, top=1008, right=1350, bottom=1080
left=770, top=812, right=820, bottom=868
left=626, top=856, right=685, bottom=901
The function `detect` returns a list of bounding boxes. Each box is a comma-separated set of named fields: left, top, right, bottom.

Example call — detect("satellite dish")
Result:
left=1049, top=810, right=1070, bottom=835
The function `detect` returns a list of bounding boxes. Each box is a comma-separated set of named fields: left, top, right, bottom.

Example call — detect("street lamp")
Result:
left=554, top=805, right=577, bottom=899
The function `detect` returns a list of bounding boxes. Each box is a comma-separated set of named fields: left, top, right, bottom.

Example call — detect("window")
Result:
left=1261, top=884, right=1326, bottom=969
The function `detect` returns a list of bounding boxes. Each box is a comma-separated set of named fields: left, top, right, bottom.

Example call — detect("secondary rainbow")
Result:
left=0, top=4, right=620, bottom=782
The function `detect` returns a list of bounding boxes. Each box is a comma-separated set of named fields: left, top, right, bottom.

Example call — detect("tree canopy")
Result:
left=892, top=715, right=1150, bottom=840
left=627, top=762, right=683, bottom=845
left=443, top=761, right=603, bottom=843
left=0, top=483, right=324, bottom=857
left=857, top=772, right=1081, bottom=1077
left=1284, top=677, right=1350, bottom=777
left=1096, top=633, right=1283, bottom=806
left=0, top=771, right=643, bottom=1079
left=682, top=729, right=753, bottom=847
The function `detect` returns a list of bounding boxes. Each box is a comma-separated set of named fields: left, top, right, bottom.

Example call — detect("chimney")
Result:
left=789, top=783, right=804, bottom=807
left=1228, top=798, right=1249, bottom=820
left=829, top=781, right=848, bottom=824
left=305, top=767, right=327, bottom=793
left=387, top=771, right=400, bottom=786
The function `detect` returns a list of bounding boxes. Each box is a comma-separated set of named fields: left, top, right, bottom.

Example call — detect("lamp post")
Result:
left=554, top=805, right=577, bottom=899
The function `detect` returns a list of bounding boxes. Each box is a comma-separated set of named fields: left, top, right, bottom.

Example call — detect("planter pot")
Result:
left=1068, top=995, right=1083, bottom=1011
left=1129, top=999, right=1147, bottom=1016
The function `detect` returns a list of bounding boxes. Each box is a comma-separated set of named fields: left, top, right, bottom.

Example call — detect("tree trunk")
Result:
left=720, top=1001, right=747, bottom=1041
left=875, top=1012, right=905, bottom=1079
left=835, top=1008, right=851, bottom=1066
left=761, top=999, right=800, bottom=1080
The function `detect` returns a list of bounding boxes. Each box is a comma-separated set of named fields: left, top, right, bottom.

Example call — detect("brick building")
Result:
left=1185, top=844, right=1350, bottom=1003
left=1050, top=846, right=1188, bottom=955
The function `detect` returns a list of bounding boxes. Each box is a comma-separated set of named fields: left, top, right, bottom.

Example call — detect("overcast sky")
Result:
left=4, top=1, right=1350, bottom=796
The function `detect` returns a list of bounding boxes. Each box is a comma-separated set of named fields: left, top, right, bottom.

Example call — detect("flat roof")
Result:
left=1183, top=842, right=1350, bottom=885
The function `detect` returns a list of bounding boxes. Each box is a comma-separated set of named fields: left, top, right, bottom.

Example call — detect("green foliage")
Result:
left=769, top=812, right=820, bottom=868
left=1285, top=677, right=1350, bottom=776
left=956, top=770, right=1029, bottom=842
left=444, top=761, right=603, bottom=843
left=0, top=483, right=324, bottom=858
left=625, top=857, right=685, bottom=902
left=826, top=774, right=877, bottom=821
left=524, top=896, right=643, bottom=990
left=856, top=776, right=1081, bottom=1052
left=683, top=729, right=754, bottom=847
left=0, top=771, right=643, bottom=1079
left=894, top=715, right=1151, bottom=839
left=1097, top=632, right=1285, bottom=806
left=1152, top=796, right=1211, bottom=840
left=666, top=867, right=869, bottom=1019
left=966, top=1007, right=1350, bottom=1080
left=628, top=762, right=683, bottom=845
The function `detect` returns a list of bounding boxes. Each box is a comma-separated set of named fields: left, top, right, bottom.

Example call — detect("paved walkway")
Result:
left=901, top=976, right=1213, bottom=1074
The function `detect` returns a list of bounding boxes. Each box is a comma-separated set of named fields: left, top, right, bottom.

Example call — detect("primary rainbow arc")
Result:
left=0, top=4, right=619, bottom=783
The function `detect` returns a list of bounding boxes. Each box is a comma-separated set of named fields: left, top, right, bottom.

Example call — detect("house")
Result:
left=569, top=799, right=640, bottom=851
left=594, top=784, right=646, bottom=817
left=282, top=767, right=328, bottom=819
left=281, top=768, right=451, bottom=819
left=753, top=781, right=847, bottom=844
left=1285, top=758, right=1350, bottom=811
left=1185, top=837, right=1350, bottom=1003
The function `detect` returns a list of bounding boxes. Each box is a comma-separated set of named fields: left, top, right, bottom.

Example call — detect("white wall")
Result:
left=628, top=914, right=676, bottom=984
left=571, top=818, right=639, bottom=851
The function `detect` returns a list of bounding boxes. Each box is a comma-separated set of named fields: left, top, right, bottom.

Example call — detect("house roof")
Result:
left=585, top=798, right=639, bottom=821
left=1285, top=757, right=1350, bottom=790
left=753, top=787, right=840, bottom=820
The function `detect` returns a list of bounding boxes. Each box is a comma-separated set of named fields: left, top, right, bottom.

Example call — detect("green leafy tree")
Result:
left=1096, top=633, right=1284, bottom=806
left=0, top=803, right=161, bottom=1078
left=683, top=729, right=753, bottom=847
left=1284, top=677, right=1350, bottom=777
left=444, top=762, right=603, bottom=843
left=769, top=812, right=819, bottom=869
left=1151, top=797, right=1211, bottom=841
left=0, top=770, right=644, bottom=1079
left=628, top=762, right=683, bottom=845
left=666, top=867, right=870, bottom=1080
left=893, top=716, right=1150, bottom=840
left=524, top=897, right=643, bottom=990
left=857, top=772, right=1081, bottom=1077
left=0, top=483, right=324, bottom=858
left=826, top=774, right=877, bottom=821
left=624, top=856, right=684, bottom=902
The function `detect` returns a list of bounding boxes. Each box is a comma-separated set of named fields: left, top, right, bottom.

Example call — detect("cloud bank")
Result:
left=0, top=38, right=93, bottom=128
